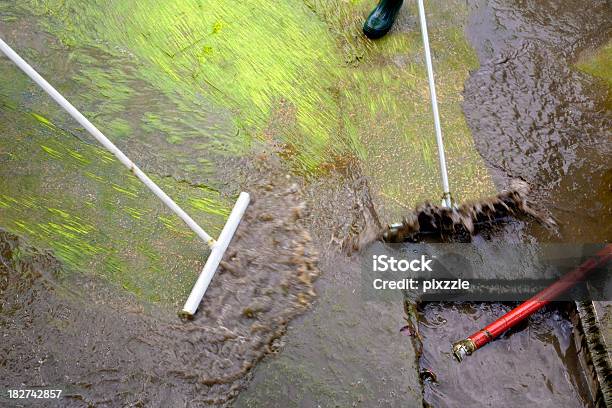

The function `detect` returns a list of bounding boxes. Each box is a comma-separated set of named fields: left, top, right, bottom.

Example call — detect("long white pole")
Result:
left=0, top=38, right=216, bottom=246
left=417, top=0, right=452, bottom=208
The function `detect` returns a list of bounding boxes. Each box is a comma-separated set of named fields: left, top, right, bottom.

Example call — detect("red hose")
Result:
left=453, top=244, right=611, bottom=360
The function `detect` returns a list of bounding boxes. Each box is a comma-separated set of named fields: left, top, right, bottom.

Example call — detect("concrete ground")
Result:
left=234, top=252, right=422, bottom=408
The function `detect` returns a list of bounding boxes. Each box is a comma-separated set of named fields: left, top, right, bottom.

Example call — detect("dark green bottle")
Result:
left=363, top=0, right=404, bottom=39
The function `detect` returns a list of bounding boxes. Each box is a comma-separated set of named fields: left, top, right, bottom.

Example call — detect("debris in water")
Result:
left=420, top=368, right=438, bottom=383
left=383, top=180, right=557, bottom=243
left=0, top=156, right=321, bottom=406
left=400, top=325, right=417, bottom=337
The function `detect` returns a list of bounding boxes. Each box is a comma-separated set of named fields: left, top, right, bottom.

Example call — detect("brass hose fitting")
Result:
left=452, top=338, right=476, bottom=362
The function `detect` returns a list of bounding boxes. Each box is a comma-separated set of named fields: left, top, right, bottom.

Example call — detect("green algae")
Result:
left=14, top=0, right=346, bottom=171
left=188, top=195, right=231, bottom=218
left=13, top=0, right=493, bottom=192
left=31, top=112, right=56, bottom=129
left=303, top=0, right=495, bottom=219
left=110, top=183, right=139, bottom=198
left=576, top=40, right=612, bottom=110
left=41, top=144, right=63, bottom=159
left=576, top=40, right=612, bottom=86
left=0, top=0, right=495, bottom=305
left=0, top=86, right=231, bottom=305
left=67, top=149, right=91, bottom=165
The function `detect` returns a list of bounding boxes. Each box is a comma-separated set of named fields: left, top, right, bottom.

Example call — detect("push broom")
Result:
left=0, top=38, right=249, bottom=317
left=382, top=0, right=551, bottom=242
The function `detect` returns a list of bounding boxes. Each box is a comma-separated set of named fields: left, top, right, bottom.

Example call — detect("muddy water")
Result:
left=0, top=5, right=383, bottom=407
left=234, top=169, right=423, bottom=407
left=464, top=0, right=612, bottom=242
left=418, top=1, right=611, bottom=407
left=419, top=303, right=590, bottom=407
left=0, top=156, right=321, bottom=407
left=1, top=1, right=610, bottom=407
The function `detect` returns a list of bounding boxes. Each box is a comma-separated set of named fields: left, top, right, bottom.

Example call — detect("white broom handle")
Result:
left=417, top=0, right=452, bottom=208
left=0, top=37, right=216, bottom=246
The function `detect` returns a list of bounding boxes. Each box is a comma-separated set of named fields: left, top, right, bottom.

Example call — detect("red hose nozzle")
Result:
left=453, top=244, right=611, bottom=362
left=452, top=338, right=476, bottom=362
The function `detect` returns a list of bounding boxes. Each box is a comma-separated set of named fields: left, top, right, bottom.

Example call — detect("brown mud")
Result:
left=234, top=165, right=424, bottom=407
left=463, top=0, right=612, bottom=242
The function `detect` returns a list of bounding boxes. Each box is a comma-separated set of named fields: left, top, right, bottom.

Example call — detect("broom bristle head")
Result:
left=383, top=179, right=555, bottom=242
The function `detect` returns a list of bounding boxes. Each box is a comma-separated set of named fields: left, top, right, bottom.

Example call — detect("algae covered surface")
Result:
left=0, top=0, right=494, bottom=304
left=576, top=39, right=612, bottom=112
left=576, top=39, right=612, bottom=86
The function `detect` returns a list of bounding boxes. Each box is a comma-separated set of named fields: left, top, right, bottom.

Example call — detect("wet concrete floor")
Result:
left=0, top=0, right=610, bottom=407
left=419, top=0, right=611, bottom=407
left=238, top=1, right=611, bottom=407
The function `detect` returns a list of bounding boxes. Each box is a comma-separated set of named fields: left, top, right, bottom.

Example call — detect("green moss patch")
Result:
left=576, top=40, right=612, bottom=86
left=0, top=0, right=495, bottom=304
